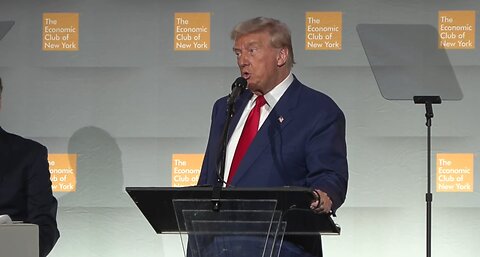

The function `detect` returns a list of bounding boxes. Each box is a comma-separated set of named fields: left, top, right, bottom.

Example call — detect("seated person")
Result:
left=0, top=77, right=60, bottom=257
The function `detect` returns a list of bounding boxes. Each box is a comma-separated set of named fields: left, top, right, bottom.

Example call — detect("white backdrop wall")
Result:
left=0, top=0, right=479, bottom=256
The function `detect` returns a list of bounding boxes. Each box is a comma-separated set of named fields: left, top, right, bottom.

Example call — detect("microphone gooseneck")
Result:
left=212, top=76, right=248, bottom=211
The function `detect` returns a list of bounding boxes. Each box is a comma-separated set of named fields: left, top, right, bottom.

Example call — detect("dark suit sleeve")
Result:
left=198, top=98, right=221, bottom=186
left=25, top=145, right=59, bottom=257
left=306, top=107, right=348, bottom=211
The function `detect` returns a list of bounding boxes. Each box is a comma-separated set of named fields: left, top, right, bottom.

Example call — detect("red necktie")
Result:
left=227, top=95, right=266, bottom=184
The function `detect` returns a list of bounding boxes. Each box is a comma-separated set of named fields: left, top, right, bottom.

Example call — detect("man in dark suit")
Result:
left=0, top=78, right=60, bottom=257
left=197, top=17, right=348, bottom=257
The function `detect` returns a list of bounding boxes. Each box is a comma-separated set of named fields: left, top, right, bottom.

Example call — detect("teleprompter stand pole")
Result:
left=413, top=95, right=441, bottom=257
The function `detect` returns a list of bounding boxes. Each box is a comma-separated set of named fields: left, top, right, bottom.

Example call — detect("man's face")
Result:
left=233, top=31, right=287, bottom=95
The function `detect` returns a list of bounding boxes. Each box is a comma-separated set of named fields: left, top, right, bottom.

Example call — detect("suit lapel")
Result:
left=230, top=79, right=302, bottom=184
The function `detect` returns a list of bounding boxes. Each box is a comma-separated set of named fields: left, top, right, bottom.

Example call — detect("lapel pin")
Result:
left=278, top=116, right=284, bottom=123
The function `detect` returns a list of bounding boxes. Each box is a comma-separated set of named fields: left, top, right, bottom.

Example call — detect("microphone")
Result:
left=227, top=77, right=247, bottom=105
left=213, top=77, right=248, bottom=209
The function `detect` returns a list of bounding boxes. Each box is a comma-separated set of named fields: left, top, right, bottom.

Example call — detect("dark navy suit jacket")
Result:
left=198, top=77, right=348, bottom=256
left=0, top=127, right=59, bottom=257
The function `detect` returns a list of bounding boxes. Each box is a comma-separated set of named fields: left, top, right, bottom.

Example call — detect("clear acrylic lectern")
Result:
left=127, top=186, right=340, bottom=257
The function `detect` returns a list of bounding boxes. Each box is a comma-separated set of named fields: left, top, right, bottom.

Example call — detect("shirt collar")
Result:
left=261, top=72, right=293, bottom=109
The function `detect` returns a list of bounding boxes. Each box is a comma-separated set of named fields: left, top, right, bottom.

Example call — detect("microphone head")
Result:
left=231, top=77, right=247, bottom=91
left=228, top=77, right=247, bottom=106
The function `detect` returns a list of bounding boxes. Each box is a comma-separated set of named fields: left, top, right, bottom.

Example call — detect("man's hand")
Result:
left=310, top=189, right=332, bottom=214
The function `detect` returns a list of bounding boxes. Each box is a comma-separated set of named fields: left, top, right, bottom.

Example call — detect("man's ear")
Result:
left=277, top=47, right=288, bottom=67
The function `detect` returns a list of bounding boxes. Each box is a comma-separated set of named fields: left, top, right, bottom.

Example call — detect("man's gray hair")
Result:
left=231, top=17, right=295, bottom=68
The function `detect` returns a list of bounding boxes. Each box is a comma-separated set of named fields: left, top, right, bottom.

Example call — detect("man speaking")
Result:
left=197, top=17, right=348, bottom=257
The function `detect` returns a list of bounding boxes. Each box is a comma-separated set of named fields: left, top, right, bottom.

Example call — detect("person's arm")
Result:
left=306, top=107, right=348, bottom=213
left=198, top=98, right=223, bottom=186
left=25, top=145, right=59, bottom=257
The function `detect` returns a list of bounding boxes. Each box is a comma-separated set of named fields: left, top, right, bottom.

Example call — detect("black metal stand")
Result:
left=414, top=95, right=441, bottom=257
left=211, top=78, right=247, bottom=210
left=211, top=101, right=236, bottom=211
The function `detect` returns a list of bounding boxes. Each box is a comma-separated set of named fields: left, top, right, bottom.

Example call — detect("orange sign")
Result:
left=436, top=153, right=474, bottom=192
left=48, top=154, right=77, bottom=192
left=174, top=12, right=210, bottom=51
left=42, top=13, right=79, bottom=51
left=171, top=154, right=204, bottom=187
left=438, top=10, right=476, bottom=49
left=305, top=12, right=342, bottom=50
